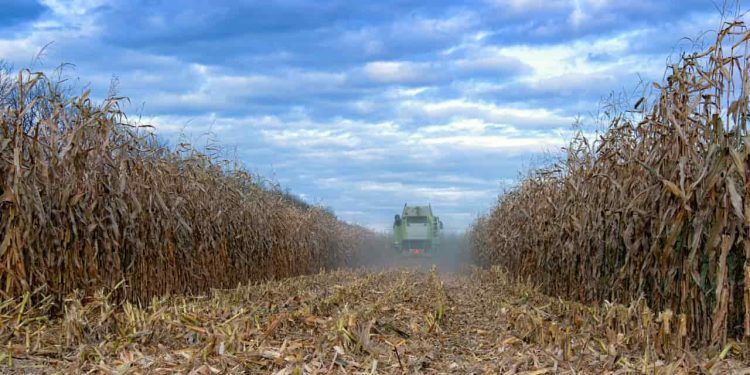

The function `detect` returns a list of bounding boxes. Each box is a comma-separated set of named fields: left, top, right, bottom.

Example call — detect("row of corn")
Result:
left=471, top=21, right=750, bottom=346
left=0, top=69, right=378, bottom=305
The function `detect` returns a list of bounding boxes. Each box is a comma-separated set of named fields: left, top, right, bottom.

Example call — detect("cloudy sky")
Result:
left=0, top=0, right=729, bottom=231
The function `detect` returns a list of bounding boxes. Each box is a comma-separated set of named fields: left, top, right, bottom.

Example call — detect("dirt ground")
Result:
left=1, top=259, right=748, bottom=374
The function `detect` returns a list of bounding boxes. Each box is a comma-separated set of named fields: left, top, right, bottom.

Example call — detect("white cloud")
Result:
left=399, top=99, right=575, bottom=128
left=452, top=54, right=523, bottom=74
left=485, top=0, right=569, bottom=12
left=362, top=61, right=433, bottom=84
left=358, top=182, right=494, bottom=202
left=396, top=11, right=478, bottom=36
left=420, top=119, right=494, bottom=134
left=417, top=133, right=566, bottom=153
left=40, top=0, right=107, bottom=18
left=0, top=38, right=39, bottom=62
left=262, top=129, right=361, bottom=148
left=570, top=0, right=587, bottom=27
left=496, top=34, right=634, bottom=81
left=136, top=67, right=352, bottom=112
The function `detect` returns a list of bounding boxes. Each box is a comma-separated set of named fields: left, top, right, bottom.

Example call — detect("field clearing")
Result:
left=1, top=265, right=747, bottom=374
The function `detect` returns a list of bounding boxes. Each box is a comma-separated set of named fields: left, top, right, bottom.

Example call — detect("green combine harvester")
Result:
left=392, top=204, right=443, bottom=256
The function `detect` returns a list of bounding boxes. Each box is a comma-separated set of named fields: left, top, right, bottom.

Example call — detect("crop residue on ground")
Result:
left=1, top=266, right=747, bottom=374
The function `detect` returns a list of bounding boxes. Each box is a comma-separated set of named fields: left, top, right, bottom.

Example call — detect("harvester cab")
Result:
left=393, top=203, right=443, bottom=256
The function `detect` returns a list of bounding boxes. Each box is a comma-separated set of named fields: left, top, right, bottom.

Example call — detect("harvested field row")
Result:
left=0, top=266, right=746, bottom=374
left=0, top=70, right=378, bottom=304
left=471, top=21, right=750, bottom=346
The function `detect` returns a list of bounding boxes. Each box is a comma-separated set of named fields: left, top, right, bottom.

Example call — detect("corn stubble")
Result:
left=3, top=267, right=747, bottom=373
left=0, top=69, right=371, bottom=305
left=472, top=21, right=750, bottom=347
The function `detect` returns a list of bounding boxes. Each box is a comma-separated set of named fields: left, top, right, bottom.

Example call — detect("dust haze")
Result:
left=352, top=233, right=473, bottom=274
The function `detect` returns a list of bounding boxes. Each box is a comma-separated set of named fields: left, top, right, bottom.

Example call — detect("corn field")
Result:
left=0, top=69, right=373, bottom=304
left=471, top=21, right=750, bottom=346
